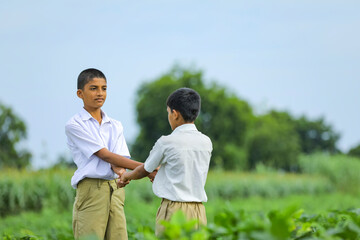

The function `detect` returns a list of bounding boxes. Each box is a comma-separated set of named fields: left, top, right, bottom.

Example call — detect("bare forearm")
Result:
left=128, top=165, right=150, bottom=180
left=95, top=148, right=142, bottom=170
left=111, top=164, right=126, bottom=176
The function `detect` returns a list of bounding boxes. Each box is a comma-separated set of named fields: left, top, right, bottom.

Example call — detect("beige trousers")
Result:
left=155, top=198, right=207, bottom=236
left=73, top=178, right=127, bottom=240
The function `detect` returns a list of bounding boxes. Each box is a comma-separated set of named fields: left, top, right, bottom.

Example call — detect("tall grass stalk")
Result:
left=0, top=168, right=74, bottom=217
left=299, top=153, right=360, bottom=194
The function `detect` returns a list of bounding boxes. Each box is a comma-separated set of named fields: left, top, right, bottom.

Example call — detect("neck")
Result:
left=84, top=106, right=102, bottom=124
left=172, top=121, right=194, bottom=130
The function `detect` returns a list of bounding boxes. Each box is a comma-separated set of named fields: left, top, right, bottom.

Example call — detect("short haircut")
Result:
left=77, top=68, right=106, bottom=89
left=166, top=88, right=201, bottom=122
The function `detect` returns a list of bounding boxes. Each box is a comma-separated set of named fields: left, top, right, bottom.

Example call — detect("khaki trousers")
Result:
left=155, top=198, right=207, bottom=236
left=73, top=178, right=127, bottom=240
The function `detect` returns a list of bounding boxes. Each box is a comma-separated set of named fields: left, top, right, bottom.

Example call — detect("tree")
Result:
left=293, top=116, right=340, bottom=154
left=247, top=114, right=300, bottom=171
left=267, top=110, right=340, bottom=154
left=0, top=102, right=31, bottom=169
left=131, top=65, right=254, bottom=170
left=348, top=144, right=360, bottom=159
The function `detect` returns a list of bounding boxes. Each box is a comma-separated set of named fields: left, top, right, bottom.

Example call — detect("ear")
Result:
left=172, top=109, right=181, bottom=120
left=77, top=89, right=83, bottom=99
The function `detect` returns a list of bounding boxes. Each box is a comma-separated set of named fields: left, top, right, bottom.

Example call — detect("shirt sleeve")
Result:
left=144, top=138, right=165, bottom=173
left=65, top=123, right=106, bottom=159
left=112, top=133, right=131, bottom=158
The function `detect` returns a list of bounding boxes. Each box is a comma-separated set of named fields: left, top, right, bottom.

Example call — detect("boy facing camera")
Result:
left=65, top=68, right=156, bottom=240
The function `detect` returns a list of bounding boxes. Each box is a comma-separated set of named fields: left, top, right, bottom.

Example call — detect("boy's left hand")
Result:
left=148, top=171, right=157, bottom=182
left=111, top=165, right=126, bottom=177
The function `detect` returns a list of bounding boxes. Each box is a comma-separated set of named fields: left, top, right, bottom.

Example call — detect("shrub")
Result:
left=299, top=153, right=360, bottom=194
left=205, top=171, right=333, bottom=200
left=132, top=207, right=360, bottom=240
left=348, top=143, right=360, bottom=159
left=0, top=169, right=74, bottom=217
left=247, top=115, right=300, bottom=171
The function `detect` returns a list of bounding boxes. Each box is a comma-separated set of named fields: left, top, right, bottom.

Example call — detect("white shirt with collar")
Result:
left=144, top=123, right=212, bottom=202
left=65, top=108, right=130, bottom=189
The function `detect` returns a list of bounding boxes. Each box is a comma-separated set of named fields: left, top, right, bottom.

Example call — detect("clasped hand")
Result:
left=111, top=165, right=130, bottom=188
left=112, top=164, right=158, bottom=188
left=117, top=172, right=131, bottom=188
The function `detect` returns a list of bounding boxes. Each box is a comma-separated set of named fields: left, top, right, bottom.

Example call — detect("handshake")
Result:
left=111, top=165, right=158, bottom=188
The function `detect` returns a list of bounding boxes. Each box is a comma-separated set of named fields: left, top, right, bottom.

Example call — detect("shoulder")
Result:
left=108, top=117, right=124, bottom=133
left=198, top=132, right=213, bottom=148
left=65, top=113, right=81, bottom=131
left=152, top=135, right=171, bottom=150
left=158, top=133, right=175, bottom=143
left=64, top=111, right=90, bottom=136
left=201, top=132, right=212, bottom=142
left=154, top=133, right=183, bottom=150
left=155, top=135, right=167, bottom=145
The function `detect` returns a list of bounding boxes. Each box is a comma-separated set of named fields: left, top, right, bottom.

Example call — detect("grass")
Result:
left=206, top=193, right=360, bottom=218
left=0, top=168, right=336, bottom=217
left=299, top=153, right=360, bottom=194
left=1, top=154, right=360, bottom=239
left=206, top=171, right=333, bottom=199
left=1, top=192, right=359, bottom=239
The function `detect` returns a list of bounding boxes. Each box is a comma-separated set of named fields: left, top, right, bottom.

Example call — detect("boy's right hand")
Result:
left=117, top=172, right=131, bottom=188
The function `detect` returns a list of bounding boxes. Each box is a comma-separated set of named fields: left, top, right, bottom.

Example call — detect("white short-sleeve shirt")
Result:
left=65, top=108, right=130, bottom=189
left=144, top=124, right=212, bottom=202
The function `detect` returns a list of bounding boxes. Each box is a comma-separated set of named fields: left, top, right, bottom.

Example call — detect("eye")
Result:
left=103, top=87, right=107, bottom=91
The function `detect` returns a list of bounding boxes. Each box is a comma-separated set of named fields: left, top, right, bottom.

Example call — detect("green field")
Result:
left=1, top=155, right=360, bottom=239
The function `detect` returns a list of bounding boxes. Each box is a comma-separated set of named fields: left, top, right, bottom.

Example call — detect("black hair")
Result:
left=166, top=88, right=201, bottom=122
left=77, top=68, right=106, bottom=89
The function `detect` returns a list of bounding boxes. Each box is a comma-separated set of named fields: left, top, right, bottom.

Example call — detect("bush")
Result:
left=247, top=115, right=300, bottom=171
left=299, top=153, right=360, bottom=194
left=348, top=143, right=360, bottom=159
left=0, top=208, right=73, bottom=240
left=0, top=169, right=74, bottom=217
left=0, top=168, right=335, bottom=218
left=132, top=207, right=360, bottom=240
left=3, top=207, right=360, bottom=240
left=205, top=171, right=333, bottom=200
left=1, top=168, right=359, bottom=239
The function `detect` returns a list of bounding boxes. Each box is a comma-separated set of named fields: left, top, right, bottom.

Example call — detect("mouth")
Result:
left=95, top=98, right=104, bottom=102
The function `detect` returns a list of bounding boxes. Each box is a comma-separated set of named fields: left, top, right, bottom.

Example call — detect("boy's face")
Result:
left=77, top=78, right=107, bottom=111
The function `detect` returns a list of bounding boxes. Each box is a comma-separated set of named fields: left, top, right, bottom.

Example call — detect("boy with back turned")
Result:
left=119, top=87, right=213, bottom=236
left=65, top=68, right=156, bottom=239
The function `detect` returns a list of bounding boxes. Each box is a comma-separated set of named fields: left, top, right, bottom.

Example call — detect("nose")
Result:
left=97, top=89, right=104, bottom=96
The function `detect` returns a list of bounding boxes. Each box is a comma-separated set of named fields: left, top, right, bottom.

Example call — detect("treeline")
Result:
left=1, top=65, right=360, bottom=170
left=131, top=65, right=359, bottom=171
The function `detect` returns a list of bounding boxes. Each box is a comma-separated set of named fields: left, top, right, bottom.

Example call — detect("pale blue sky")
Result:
left=1, top=1, right=359, bottom=168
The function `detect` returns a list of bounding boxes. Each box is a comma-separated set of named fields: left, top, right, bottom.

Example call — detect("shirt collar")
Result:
left=172, top=123, right=197, bottom=133
left=101, top=111, right=111, bottom=123
left=79, top=108, right=110, bottom=124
